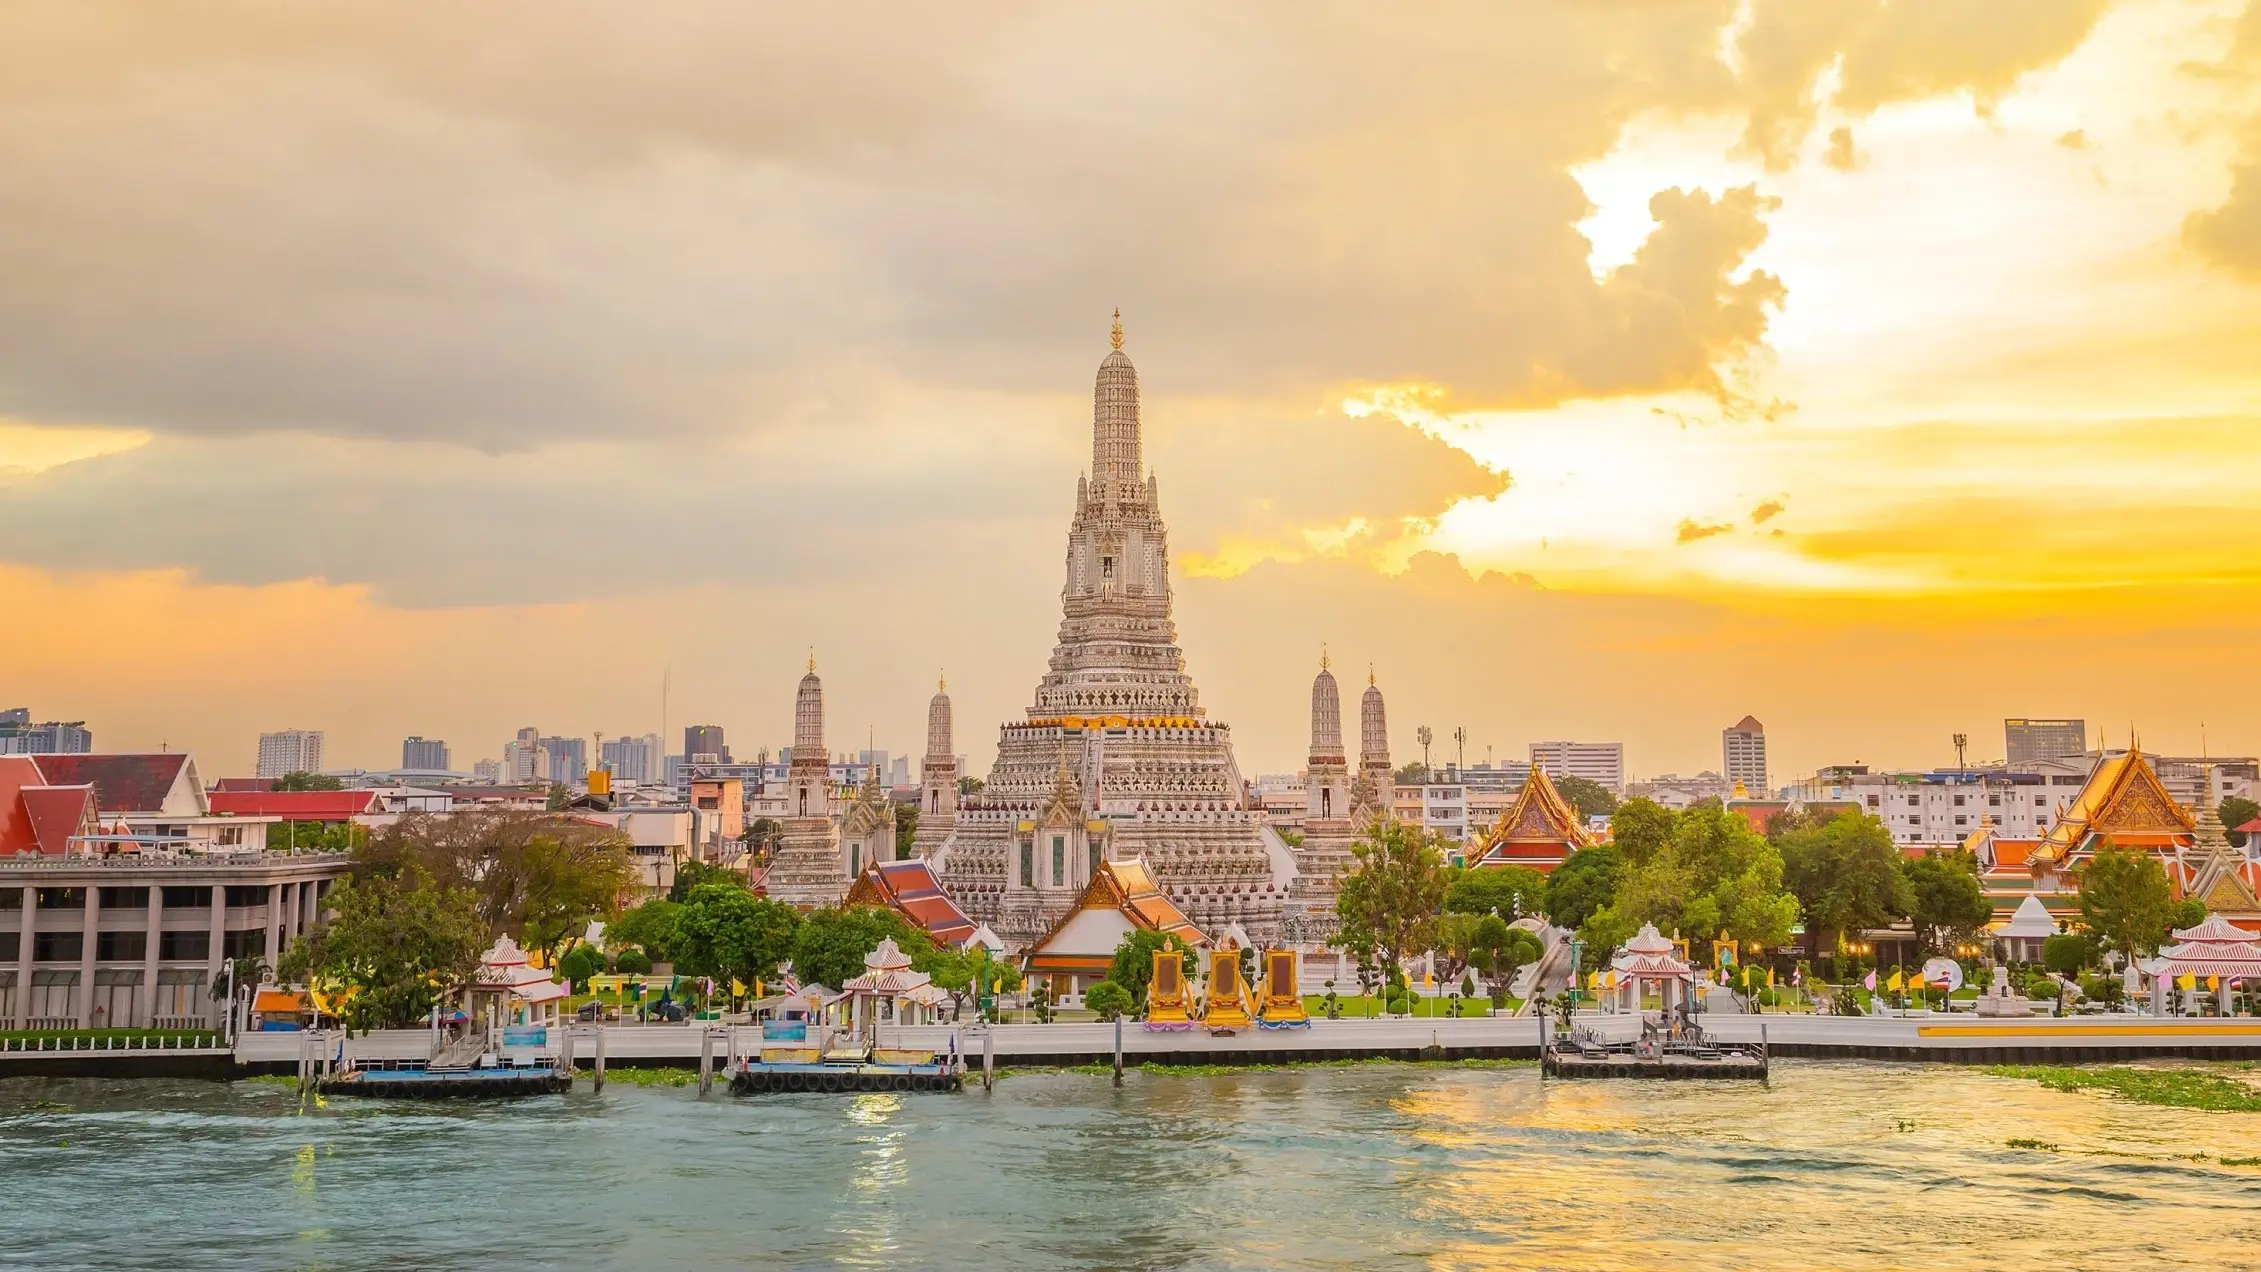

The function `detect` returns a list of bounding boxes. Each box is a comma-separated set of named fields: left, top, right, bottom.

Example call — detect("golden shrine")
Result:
left=1469, top=765, right=1594, bottom=874
left=1143, top=948, right=1195, bottom=1031
left=1253, top=948, right=1310, bottom=1030
left=1202, top=949, right=1253, bottom=1034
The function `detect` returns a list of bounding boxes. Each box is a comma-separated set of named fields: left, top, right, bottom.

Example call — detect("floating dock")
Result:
left=729, top=1060, right=962, bottom=1095
left=317, top=1060, right=572, bottom=1098
left=1540, top=1022, right=1768, bottom=1079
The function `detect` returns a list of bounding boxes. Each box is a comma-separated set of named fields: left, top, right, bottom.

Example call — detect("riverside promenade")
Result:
left=217, top=1012, right=2261, bottom=1077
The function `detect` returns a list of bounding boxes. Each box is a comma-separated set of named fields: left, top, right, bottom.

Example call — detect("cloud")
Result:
left=2185, top=2, right=2261, bottom=279
left=1733, top=0, right=2113, bottom=170
left=2057, top=128, right=2093, bottom=151
left=1750, top=498, right=1786, bottom=524
left=1676, top=518, right=1735, bottom=543
left=1824, top=127, right=1867, bottom=172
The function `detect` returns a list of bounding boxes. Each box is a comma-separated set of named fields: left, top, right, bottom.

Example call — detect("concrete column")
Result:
left=271, top=882, right=289, bottom=965
left=12, top=885, right=32, bottom=1028
left=76, top=885, right=100, bottom=1028
left=205, top=883, right=226, bottom=1027
left=141, top=887, right=163, bottom=1027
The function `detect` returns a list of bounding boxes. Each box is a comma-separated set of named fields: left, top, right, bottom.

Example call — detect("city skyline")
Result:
left=7, top=3, right=2261, bottom=782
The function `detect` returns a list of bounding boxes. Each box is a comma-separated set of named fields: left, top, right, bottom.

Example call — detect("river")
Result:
left=3, top=1061, right=2259, bottom=1270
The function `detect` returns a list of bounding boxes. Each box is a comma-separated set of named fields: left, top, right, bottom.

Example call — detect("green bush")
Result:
left=2078, top=974, right=2124, bottom=1005
left=1084, top=980, right=1133, bottom=1021
left=613, top=947, right=653, bottom=976
left=1756, top=987, right=1782, bottom=1006
left=2042, top=933, right=2093, bottom=977
left=555, top=944, right=606, bottom=991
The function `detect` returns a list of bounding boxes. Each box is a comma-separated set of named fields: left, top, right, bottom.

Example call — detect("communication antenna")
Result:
left=1952, top=732, right=1968, bottom=774
left=1416, top=725, right=1434, bottom=782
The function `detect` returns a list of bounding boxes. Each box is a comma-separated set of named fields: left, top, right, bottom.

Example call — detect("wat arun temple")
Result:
left=766, top=316, right=1391, bottom=950
left=935, top=316, right=1299, bottom=945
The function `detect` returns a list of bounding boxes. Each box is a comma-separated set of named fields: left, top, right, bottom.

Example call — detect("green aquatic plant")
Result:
left=1983, top=1065, right=2261, bottom=1113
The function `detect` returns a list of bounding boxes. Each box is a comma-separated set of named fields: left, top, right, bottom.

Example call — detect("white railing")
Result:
left=0, top=1032, right=224, bottom=1052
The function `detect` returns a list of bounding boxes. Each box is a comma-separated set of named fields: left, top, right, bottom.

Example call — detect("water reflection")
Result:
left=0, top=1064, right=2258, bottom=1270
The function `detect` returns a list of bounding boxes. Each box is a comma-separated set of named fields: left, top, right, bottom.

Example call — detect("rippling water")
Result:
left=4, top=1061, right=2261, bottom=1270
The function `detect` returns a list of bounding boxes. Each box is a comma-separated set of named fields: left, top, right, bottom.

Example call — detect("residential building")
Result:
left=599, top=733, right=663, bottom=784
left=256, top=730, right=325, bottom=780
left=400, top=736, right=450, bottom=771
left=2005, top=718, right=2088, bottom=766
left=471, top=759, right=503, bottom=783
left=504, top=728, right=549, bottom=785
left=685, top=725, right=730, bottom=765
left=1721, top=716, right=1768, bottom=794
left=1627, top=771, right=1732, bottom=809
left=539, top=736, right=587, bottom=785
left=0, top=710, right=93, bottom=755
left=23, top=754, right=275, bottom=853
left=1789, top=767, right=2060, bottom=844
left=1528, top=741, right=1625, bottom=793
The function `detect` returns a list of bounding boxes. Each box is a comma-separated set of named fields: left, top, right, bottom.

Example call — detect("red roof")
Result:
left=21, top=786, right=96, bottom=855
left=208, top=778, right=274, bottom=793
left=2238, top=818, right=2261, bottom=834
left=32, top=754, right=191, bottom=815
left=207, top=789, right=379, bottom=821
left=846, top=859, right=975, bottom=945
left=0, top=757, right=46, bottom=854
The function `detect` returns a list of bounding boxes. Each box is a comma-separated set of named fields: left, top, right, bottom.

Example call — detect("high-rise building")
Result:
left=1721, top=716, right=1768, bottom=795
left=401, top=736, right=450, bottom=770
left=540, top=735, right=588, bottom=783
left=685, top=725, right=730, bottom=764
left=1528, top=741, right=1626, bottom=793
left=472, top=758, right=503, bottom=783
left=257, top=729, right=325, bottom=780
left=600, top=733, right=664, bottom=784
left=0, top=710, right=92, bottom=755
left=504, top=727, right=549, bottom=785
left=2005, top=718, right=2088, bottom=766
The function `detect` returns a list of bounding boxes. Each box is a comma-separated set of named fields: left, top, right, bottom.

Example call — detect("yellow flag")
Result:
left=1587, top=970, right=1599, bottom=989
left=2208, top=975, right=2221, bottom=992
left=754, top=979, right=764, bottom=998
left=731, top=979, right=748, bottom=997
left=1767, top=967, right=1776, bottom=988
left=2177, top=972, right=2197, bottom=991
left=1886, top=971, right=1904, bottom=992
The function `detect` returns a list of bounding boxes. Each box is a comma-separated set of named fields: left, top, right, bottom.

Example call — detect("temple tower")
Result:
left=767, top=655, right=849, bottom=908
left=1306, top=655, right=1349, bottom=823
left=911, top=675, right=960, bottom=856
left=937, top=315, right=1287, bottom=944
left=1350, top=670, right=1394, bottom=826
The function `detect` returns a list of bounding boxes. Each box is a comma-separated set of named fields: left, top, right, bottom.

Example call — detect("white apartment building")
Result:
left=1528, top=741, right=1625, bottom=793
left=1721, top=717, right=1768, bottom=794
left=255, top=730, right=324, bottom=780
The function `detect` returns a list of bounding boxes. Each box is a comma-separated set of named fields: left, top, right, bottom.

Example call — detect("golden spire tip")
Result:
left=1110, top=308, right=1124, bottom=351
left=808, top=646, right=816, bottom=674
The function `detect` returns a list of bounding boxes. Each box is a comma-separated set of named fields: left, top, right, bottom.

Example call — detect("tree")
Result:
left=669, top=860, right=741, bottom=904
left=546, top=782, right=573, bottom=811
left=212, top=954, right=270, bottom=1003
left=1607, top=798, right=1676, bottom=866
left=1084, top=980, right=1134, bottom=1021
left=1901, top=850, right=1992, bottom=957
left=1544, top=847, right=1621, bottom=930
left=555, top=943, right=606, bottom=991
left=1108, top=929, right=1200, bottom=1007
left=958, top=776, right=985, bottom=796
left=895, top=804, right=920, bottom=860
left=2041, top=932, right=2094, bottom=977
left=267, top=820, right=362, bottom=853
left=1334, top=818, right=1450, bottom=993
left=351, top=811, right=635, bottom=963
left=2172, top=897, right=2207, bottom=931
left=1779, top=811, right=1911, bottom=956
left=2221, top=795, right=2260, bottom=848
left=672, top=882, right=801, bottom=987
left=276, top=867, right=486, bottom=1031
left=2076, top=843, right=2178, bottom=958
left=1445, top=866, right=1546, bottom=920
left=1577, top=904, right=1636, bottom=962
left=1553, top=775, right=1619, bottom=821
left=789, top=906, right=935, bottom=989
left=272, top=771, right=344, bottom=792
left=608, top=898, right=683, bottom=965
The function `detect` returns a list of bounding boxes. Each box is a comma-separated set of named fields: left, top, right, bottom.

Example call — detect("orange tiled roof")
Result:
left=1471, top=767, right=1590, bottom=871
left=1024, top=855, right=1204, bottom=960
left=845, top=859, right=975, bottom=945
left=2041, top=747, right=2193, bottom=856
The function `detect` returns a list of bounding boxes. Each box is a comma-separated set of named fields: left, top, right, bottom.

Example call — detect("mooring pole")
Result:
left=982, top=1024, right=995, bottom=1092
left=593, top=1026, right=607, bottom=1093
left=699, top=1027, right=715, bottom=1096
left=1113, top=1015, right=1124, bottom=1087
left=560, top=1028, right=576, bottom=1078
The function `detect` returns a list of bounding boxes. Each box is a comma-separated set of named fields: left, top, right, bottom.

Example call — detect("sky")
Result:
left=5, top=1, right=2261, bottom=783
